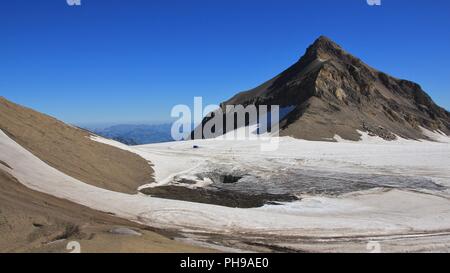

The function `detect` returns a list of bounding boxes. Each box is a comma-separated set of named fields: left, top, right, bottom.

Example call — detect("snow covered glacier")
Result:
left=2, top=128, right=450, bottom=252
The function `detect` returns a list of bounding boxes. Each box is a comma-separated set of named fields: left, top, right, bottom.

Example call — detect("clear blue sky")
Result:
left=1, top=0, right=449, bottom=125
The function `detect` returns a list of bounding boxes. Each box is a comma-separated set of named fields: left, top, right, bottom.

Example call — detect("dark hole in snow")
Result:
left=207, top=174, right=244, bottom=184
left=222, top=175, right=242, bottom=184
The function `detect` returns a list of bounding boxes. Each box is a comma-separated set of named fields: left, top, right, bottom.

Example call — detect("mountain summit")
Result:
left=220, top=36, right=450, bottom=141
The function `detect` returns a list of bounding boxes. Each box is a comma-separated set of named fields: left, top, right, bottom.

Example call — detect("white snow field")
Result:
left=2, top=129, right=450, bottom=252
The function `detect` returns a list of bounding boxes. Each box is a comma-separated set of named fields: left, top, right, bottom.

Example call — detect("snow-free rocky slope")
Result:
left=0, top=97, right=154, bottom=194
left=201, top=36, right=450, bottom=141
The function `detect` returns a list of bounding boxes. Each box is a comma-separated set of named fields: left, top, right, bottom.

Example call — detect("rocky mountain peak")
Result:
left=201, top=37, right=450, bottom=141
left=304, top=35, right=345, bottom=60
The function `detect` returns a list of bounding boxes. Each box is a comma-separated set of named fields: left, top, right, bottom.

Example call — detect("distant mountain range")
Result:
left=84, top=124, right=174, bottom=145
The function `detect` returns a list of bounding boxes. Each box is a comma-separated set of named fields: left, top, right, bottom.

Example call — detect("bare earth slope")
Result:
left=0, top=98, right=209, bottom=252
left=220, top=36, right=450, bottom=141
left=0, top=97, right=153, bottom=194
left=0, top=167, right=208, bottom=253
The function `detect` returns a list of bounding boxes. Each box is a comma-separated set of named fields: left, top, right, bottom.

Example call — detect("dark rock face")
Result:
left=203, top=36, right=450, bottom=141
left=140, top=186, right=299, bottom=208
